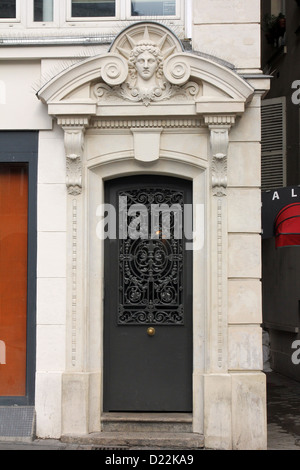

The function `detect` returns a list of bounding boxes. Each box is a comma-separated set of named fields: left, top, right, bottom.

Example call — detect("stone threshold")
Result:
left=101, top=412, right=193, bottom=422
left=101, top=412, right=193, bottom=433
left=61, top=413, right=203, bottom=450
left=61, top=431, right=204, bottom=450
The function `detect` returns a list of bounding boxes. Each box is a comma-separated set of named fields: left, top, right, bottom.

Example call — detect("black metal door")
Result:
left=104, top=176, right=192, bottom=412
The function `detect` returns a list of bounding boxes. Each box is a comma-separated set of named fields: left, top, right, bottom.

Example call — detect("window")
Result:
left=0, top=1, right=184, bottom=32
left=271, top=0, right=285, bottom=16
left=69, top=1, right=178, bottom=19
left=131, top=0, right=176, bottom=16
left=34, top=0, right=54, bottom=21
left=0, top=0, right=16, bottom=18
left=71, top=0, right=116, bottom=17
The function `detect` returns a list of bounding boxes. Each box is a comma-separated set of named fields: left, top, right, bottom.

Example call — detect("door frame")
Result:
left=0, top=131, right=38, bottom=406
left=88, top=154, right=207, bottom=433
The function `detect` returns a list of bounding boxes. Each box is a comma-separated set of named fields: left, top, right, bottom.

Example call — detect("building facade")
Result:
left=0, top=0, right=268, bottom=450
left=261, top=0, right=300, bottom=382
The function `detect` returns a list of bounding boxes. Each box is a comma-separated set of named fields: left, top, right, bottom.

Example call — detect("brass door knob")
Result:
left=147, top=327, right=156, bottom=336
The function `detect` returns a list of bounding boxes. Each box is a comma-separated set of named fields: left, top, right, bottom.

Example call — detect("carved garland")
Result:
left=93, top=80, right=200, bottom=107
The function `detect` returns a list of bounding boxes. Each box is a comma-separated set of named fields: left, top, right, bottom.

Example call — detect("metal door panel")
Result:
left=104, top=176, right=193, bottom=412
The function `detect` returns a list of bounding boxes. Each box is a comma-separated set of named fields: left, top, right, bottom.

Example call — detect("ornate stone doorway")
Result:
left=37, top=21, right=268, bottom=450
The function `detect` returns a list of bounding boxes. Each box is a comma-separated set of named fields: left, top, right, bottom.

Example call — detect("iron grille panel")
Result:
left=118, top=187, right=184, bottom=325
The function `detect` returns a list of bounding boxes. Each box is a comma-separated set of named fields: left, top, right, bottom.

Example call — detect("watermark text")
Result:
left=0, top=340, right=6, bottom=365
left=292, top=80, right=300, bottom=105
left=291, top=340, right=300, bottom=365
left=96, top=198, right=205, bottom=251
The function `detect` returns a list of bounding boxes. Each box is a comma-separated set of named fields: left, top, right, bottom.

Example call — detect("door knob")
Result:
left=147, top=327, right=155, bottom=336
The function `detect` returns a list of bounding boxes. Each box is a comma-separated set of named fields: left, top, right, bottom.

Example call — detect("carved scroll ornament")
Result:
left=205, top=116, right=235, bottom=197
left=58, top=119, right=88, bottom=196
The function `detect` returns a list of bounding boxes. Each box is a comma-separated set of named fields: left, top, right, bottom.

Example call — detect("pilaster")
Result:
left=58, top=117, right=96, bottom=435
left=205, top=115, right=235, bottom=373
left=203, top=115, right=233, bottom=449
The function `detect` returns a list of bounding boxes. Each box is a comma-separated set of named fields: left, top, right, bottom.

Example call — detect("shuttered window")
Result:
left=261, top=97, right=286, bottom=190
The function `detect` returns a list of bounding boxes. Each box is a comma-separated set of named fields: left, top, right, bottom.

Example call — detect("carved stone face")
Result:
left=135, top=50, right=158, bottom=81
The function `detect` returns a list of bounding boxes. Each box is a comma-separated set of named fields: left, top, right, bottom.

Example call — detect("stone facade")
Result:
left=0, top=1, right=269, bottom=450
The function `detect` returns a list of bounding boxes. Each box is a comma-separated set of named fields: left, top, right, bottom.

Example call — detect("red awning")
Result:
left=275, top=203, right=300, bottom=248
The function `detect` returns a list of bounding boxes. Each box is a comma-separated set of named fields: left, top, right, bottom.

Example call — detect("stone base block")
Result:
left=231, top=372, right=267, bottom=450
left=62, top=372, right=101, bottom=436
left=35, top=372, right=63, bottom=439
left=203, top=372, right=267, bottom=450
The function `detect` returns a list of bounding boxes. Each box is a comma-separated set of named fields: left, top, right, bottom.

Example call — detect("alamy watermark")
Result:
left=292, top=80, right=300, bottom=105
left=0, top=340, right=6, bottom=365
left=291, top=340, right=300, bottom=365
left=96, top=197, right=205, bottom=251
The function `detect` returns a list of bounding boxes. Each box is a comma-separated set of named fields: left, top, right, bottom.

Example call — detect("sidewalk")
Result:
left=266, top=371, right=300, bottom=450
left=0, top=372, right=299, bottom=450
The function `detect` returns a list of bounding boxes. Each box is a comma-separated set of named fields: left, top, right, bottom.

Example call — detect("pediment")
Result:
left=37, top=22, right=254, bottom=117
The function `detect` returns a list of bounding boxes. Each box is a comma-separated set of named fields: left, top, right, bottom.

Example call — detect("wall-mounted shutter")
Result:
left=261, top=97, right=286, bottom=190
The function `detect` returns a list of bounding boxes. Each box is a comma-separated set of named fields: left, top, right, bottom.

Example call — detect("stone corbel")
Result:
left=204, top=116, right=235, bottom=197
left=58, top=118, right=89, bottom=196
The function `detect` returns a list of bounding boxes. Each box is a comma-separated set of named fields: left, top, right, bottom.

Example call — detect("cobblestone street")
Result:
left=267, top=372, right=300, bottom=450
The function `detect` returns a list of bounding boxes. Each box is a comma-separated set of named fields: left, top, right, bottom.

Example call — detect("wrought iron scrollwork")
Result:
left=118, top=188, right=185, bottom=325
